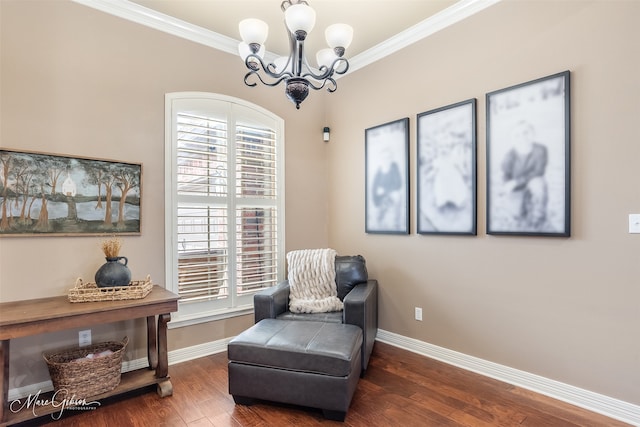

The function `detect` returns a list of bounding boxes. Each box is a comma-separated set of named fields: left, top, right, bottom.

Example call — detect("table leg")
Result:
left=1, top=339, right=9, bottom=423
left=147, top=315, right=158, bottom=370
left=156, top=313, right=171, bottom=379
left=156, top=379, right=173, bottom=398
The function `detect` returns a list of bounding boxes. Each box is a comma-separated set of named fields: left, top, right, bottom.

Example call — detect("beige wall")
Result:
left=0, top=0, right=329, bottom=388
left=326, top=0, right=639, bottom=405
left=1, top=0, right=638, bottom=409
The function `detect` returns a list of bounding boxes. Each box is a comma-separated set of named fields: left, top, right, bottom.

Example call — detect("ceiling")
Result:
left=128, top=0, right=461, bottom=61
left=73, top=0, right=500, bottom=73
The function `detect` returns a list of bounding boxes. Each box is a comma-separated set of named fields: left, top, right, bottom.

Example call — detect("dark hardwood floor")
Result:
left=31, top=342, right=629, bottom=427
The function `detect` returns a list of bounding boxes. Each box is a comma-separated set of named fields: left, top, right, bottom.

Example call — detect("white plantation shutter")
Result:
left=166, top=93, right=284, bottom=320
left=175, top=112, right=228, bottom=304
left=235, top=121, right=279, bottom=296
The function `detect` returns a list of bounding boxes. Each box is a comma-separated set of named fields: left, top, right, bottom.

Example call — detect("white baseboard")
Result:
left=376, top=329, right=640, bottom=426
left=9, top=332, right=639, bottom=426
left=167, top=337, right=232, bottom=365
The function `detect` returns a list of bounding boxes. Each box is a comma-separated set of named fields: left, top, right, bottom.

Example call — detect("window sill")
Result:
left=168, top=305, right=254, bottom=329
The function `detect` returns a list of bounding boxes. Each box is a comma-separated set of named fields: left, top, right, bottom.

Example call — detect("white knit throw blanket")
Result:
left=287, top=248, right=343, bottom=313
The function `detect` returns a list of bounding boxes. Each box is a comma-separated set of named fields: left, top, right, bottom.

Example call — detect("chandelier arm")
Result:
left=301, top=78, right=326, bottom=91
left=265, top=60, right=292, bottom=79
left=245, top=54, right=294, bottom=82
left=282, top=35, right=297, bottom=76
left=302, top=58, right=350, bottom=81
left=243, top=72, right=258, bottom=87
left=333, top=58, right=350, bottom=75
left=298, top=75, right=337, bottom=93
left=302, top=68, right=332, bottom=81
left=324, top=78, right=338, bottom=93
left=244, top=69, right=290, bottom=88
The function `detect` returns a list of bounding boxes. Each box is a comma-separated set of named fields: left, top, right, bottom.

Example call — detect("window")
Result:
left=165, top=93, right=285, bottom=326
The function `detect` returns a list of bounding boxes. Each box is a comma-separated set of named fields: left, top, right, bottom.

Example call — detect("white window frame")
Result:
left=165, top=92, right=285, bottom=328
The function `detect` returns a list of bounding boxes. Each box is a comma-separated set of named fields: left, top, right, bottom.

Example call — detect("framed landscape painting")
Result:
left=0, top=149, right=141, bottom=236
left=365, top=118, right=410, bottom=234
left=486, top=71, right=571, bottom=237
left=417, top=99, right=477, bottom=235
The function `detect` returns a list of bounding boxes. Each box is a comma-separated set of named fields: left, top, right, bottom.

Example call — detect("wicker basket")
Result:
left=68, top=276, right=153, bottom=303
left=43, top=337, right=128, bottom=399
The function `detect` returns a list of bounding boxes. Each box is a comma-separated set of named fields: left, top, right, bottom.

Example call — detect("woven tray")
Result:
left=68, top=275, right=153, bottom=303
left=44, top=337, right=128, bottom=399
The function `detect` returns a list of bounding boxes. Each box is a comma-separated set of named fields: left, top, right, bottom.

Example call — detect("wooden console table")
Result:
left=0, top=285, right=179, bottom=426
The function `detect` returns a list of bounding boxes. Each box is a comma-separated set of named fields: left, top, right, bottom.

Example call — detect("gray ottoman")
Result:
left=228, top=319, right=363, bottom=421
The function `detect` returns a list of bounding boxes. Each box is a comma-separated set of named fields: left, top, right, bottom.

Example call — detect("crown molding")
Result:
left=71, top=0, right=240, bottom=55
left=71, top=0, right=500, bottom=74
left=348, top=0, right=502, bottom=73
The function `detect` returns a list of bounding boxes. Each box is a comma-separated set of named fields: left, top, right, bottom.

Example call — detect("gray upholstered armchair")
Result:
left=253, top=255, right=378, bottom=373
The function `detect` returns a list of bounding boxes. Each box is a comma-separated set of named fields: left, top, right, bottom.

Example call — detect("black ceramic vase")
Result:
left=95, top=256, right=132, bottom=288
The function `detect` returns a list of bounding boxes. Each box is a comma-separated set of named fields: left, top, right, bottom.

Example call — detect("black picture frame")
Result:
left=486, top=70, right=570, bottom=236
left=417, top=99, right=477, bottom=235
left=0, top=149, right=142, bottom=236
left=365, top=117, right=410, bottom=234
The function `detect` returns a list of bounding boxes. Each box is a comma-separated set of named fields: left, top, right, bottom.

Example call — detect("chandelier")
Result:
left=238, top=0, right=353, bottom=109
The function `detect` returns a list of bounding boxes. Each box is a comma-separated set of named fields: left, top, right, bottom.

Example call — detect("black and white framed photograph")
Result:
left=486, top=70, right=570, bottom=236
left=365, top=117, right=409, bottom=234
left=417, top=99, right=476, bottom=235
